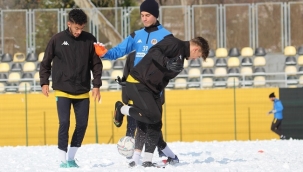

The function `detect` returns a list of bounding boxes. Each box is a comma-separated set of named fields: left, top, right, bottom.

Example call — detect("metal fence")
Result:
left=1, top=2, right=303, bottom=57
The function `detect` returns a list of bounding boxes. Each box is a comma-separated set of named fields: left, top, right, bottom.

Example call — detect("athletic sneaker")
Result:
left=128, top=161, right=136, bottom=167
left=142, top=161, right=156, bottom=167
left=67, top=160, right=79, bottom=168
left=167, top=155, right=179, bottom=165
left=60, top=162, right=69, bottom=168
left=113, top=101, right=124, bottom=127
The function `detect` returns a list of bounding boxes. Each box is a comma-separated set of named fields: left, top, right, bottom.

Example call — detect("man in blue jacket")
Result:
left=268, top=92, right=285, bottom=139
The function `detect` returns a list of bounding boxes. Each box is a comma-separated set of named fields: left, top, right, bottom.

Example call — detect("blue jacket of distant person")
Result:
left=273, top=98, right=283, bottom=119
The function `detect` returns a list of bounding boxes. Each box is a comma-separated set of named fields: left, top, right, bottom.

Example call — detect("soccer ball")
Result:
left=117, top=136, right=135, bottom=158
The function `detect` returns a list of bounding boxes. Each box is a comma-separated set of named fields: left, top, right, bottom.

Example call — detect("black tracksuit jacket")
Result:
left=129, top=35, right=189, bottom=94
left=39, top=29, right=102, bottom=94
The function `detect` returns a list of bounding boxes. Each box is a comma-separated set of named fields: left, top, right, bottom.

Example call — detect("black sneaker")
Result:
left=128, top=161, right=136, bottom=167
left=142, top=161, right=156, bottom=167
left=113, top=101, right=124, bottom=127
left=167, top=155, right=179, bottom=165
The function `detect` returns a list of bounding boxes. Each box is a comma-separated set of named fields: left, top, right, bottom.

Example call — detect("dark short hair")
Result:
left=68, top=9, right=87, bottom=25
left=191, top=37, right=210, bottom=61
left=269, top=92, right=275, bottom=98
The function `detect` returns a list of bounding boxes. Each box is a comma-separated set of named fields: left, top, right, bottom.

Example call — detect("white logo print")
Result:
left=179, top=55, right=182, bottom=60
left=137, top=39, right=142, bottom=43
left=62, top=41, right=69, bottom=45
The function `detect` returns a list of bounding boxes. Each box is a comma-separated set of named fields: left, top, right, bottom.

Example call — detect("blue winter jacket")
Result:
left=273, top=98, right=283, bottom=119
left=103, top=22, right=171, bottom=67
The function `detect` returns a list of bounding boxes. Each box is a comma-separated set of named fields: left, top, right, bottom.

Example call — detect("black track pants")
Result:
left=57, top=97, right=89, bottom=152
left=271, top=118, right=283, bottom=136
left=125, top=82, right=162, bottom=124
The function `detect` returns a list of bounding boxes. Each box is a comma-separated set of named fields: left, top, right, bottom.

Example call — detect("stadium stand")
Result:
left=13, top=52, right=26, bottom=62
left=174, top=78, right=187, bottom=89
left=26, top=53, right=38, bottom=62
left=112, top=60, right=124, bottom=69
left=10, top=63, right=23, bottom=72
left=189, top=58, right=201, bottom=67
left=1, top=53, right=13, bottom=62
left=38, top=52, right=44, bottom=62
left=0, top=63, right=10, bottom=72
left=201, top=77, right=213, bottom=88
left=18, top=82, right=31, bottom=92
left=102, top=60, right=112, bottom=70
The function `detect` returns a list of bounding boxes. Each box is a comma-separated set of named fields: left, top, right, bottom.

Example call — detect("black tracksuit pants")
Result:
left=271, top=118, right=283, bottom=136
left=57, top=97, right=89, bottom=152
left=135, top=120, right=167, bottom=153
left=125, top=82, right=163, bottom=153
left=125, top=82, right=162, bottom=124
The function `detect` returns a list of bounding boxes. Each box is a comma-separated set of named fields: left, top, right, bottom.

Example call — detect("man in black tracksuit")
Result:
left=114, top=35, right=210, bottom=166
left=118, top=51, right=173, bottom=165
left=39, top=9, right=102, bottom=168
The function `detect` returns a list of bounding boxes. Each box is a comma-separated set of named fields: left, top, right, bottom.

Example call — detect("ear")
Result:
left=67, top=21, right=71, bottom=28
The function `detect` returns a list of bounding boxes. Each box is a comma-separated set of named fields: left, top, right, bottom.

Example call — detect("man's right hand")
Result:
left=94, top=42, right=108, bottom=57
left=115, top=76, right=126, bottom=86
left=166, top=56, right=184, bottom=72
left=42, top=85, right=49, bottom=97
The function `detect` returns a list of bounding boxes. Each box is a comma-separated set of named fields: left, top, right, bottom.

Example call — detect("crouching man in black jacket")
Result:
left=114, top=35, right=209, bottom=167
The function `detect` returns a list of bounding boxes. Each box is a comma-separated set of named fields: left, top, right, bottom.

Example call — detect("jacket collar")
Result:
left=144, top=21, right=161, bottom=32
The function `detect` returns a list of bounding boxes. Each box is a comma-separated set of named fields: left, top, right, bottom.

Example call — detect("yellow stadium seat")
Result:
left=241, top=47, right=253, bottom=57
left=284, top=66, right=297, bottom=76
left=227, top=57, right=240, bottom=67
left=202, top=58, right=214, bottom=68
left=202, top=77, right=213, bottom=88
left=297, top=56, right=303, bottom=66
left=13, top=52, right=26, bottom=62
left=253, top=76, right=266, bottom=86
left=284, top=46, right=296, bottom=56
left=110, top=70, right=123, bottom=80
left=102, top=60, right=112, bottom=70
left=18, top=82, right=31, bottom=92
left=214, top=67, right=227, bottom=77
left=227, top=77, right=240, bottom=87
left=253, top=56, right=266, bottom=66
left=241, top=67, right=253, bottom=76
left=188, top=68, right=201, bottom=79
left=183, top=60, right=188, bottom=68
left=23, top=62, right=36, bottom=72
left=215, top=48, right=228, bottom=58
left=38, top=52, right=44, bottom=62
left=0, top=83, right=5, bottom=93
left=34, top=72, right=40, bottom=82
left=100, top=80, right=109, bottom=90
left=7, top=72, right=21, bottom=83
left=0, top=63, right=10, bottom=72
left=174, top=78, right=187, bottom=89
left=298, top=75, right=303, bottom=85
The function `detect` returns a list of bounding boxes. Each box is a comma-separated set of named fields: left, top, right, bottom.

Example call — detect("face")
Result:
left=67, top=21, right=85, bottom=38
left=141, top=12, right=157, bottom=27
left=187, top=45, right=202, bottom=60
left=269, top=97, right=275, bottom=102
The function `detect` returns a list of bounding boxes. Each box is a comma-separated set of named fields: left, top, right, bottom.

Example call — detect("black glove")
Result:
left=115, top=76, right=126, bottom=86
left=166, top=56, right=184, bottom=72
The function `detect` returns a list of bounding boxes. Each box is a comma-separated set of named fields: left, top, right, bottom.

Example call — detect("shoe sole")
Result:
left=114, top=101, right=123, bottom=127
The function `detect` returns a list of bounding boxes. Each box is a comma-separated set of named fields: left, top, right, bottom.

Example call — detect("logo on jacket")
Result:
left=62, top=41, right=69, bottom=45
left=151, top=39, right=157, bottom=45
left=137, top=39, right=142, bottom=43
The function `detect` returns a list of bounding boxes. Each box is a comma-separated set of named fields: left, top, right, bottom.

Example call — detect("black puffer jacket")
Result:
left=130, top=35, right=189, bottom=94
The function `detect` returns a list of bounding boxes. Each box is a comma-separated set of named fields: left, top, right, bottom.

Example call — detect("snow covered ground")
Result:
left=0, top=139, right=302, bottom=172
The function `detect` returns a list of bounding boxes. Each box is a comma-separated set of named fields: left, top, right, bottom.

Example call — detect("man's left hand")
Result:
left=92, top=87, right=101, bottom=102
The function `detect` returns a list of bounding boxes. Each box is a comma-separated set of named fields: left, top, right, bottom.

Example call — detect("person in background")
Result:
left=40, top=9, right=102, bottom=168
left=268, top=92, right=285, bottom=139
